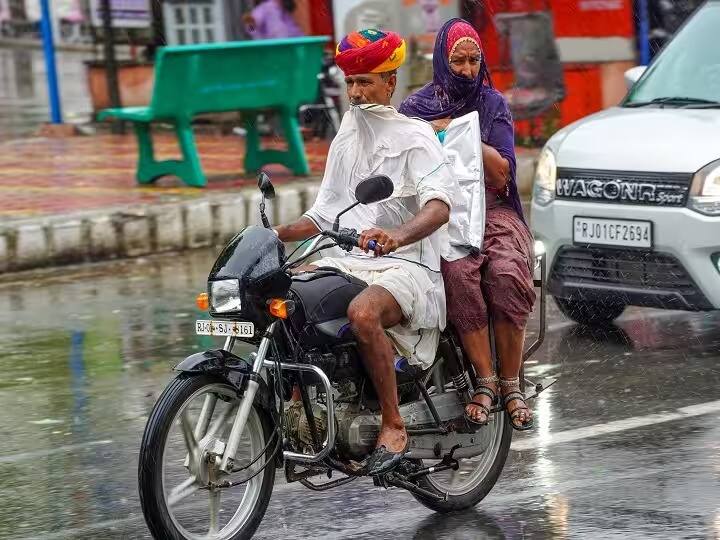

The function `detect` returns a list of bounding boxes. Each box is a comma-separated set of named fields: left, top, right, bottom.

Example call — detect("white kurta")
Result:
left=304, top=104, right=458, bottom=368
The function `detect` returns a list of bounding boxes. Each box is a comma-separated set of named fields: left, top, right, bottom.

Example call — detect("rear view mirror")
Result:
left=355, top=175, right=394, bottom=205
left=257, top=172, right=276, bottom=200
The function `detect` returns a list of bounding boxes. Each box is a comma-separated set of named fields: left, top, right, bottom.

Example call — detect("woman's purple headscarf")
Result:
left=399, top=18, right=525, bottom=223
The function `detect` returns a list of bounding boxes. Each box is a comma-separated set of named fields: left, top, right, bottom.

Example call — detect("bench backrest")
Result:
left=150, top=37, right=329, bottom=119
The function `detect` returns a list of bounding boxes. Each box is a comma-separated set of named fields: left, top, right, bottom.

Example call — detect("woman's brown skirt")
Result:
left=441, top=204, right=536, bottom=333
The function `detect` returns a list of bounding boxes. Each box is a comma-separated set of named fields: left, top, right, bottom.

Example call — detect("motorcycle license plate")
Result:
left=195, top=320, right=254, bottom=337
left=573, top=217, right=652, bottom=249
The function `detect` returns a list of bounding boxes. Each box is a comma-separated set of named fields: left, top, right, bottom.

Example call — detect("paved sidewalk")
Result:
left=0, top=133, right=330, bottom=220
left=0, top=133, right=538, bottom=274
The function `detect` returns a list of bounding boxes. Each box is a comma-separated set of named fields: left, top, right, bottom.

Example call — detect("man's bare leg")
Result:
left=347, top=285, right=406, bottom=453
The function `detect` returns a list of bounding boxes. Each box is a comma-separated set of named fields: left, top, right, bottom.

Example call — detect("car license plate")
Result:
left=195, top=320, right=255, bottom=337
left=573, top=217, right=652, bottom=248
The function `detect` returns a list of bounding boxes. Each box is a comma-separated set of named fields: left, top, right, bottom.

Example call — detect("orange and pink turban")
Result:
left=335, top=29, right=407, bottom=76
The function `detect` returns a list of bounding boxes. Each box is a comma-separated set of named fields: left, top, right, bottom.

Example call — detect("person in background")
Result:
left=244, top=0, right=304, bottom=40
left=400, top=19, right=536, bottom=431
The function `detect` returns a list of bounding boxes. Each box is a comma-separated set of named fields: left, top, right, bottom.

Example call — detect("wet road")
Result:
left=0, top=249, right=719, bottom=539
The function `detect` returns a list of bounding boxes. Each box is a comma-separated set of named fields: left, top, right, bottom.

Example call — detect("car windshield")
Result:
left=625, top=1, right=720, bottom=107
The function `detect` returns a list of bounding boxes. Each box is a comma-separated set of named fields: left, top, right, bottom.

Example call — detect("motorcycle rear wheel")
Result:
left=411, top=410, right=512, bottom=513
left=138, top=374, right=275, bottom=540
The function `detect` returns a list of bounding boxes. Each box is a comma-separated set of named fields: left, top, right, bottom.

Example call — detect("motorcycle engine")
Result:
left=284, top=401, right=328, bottom=454
left=283, top=401, right=380, bottom=461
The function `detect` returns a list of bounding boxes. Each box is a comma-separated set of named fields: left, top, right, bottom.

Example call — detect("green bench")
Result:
left=98, top=37, right=328, bottom=187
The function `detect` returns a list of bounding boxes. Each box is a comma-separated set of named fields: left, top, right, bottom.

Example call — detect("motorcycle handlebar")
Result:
left=323, top=229, right=380, bottom=252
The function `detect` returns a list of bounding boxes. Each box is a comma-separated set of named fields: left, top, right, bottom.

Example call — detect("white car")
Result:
left=531, top=0, right=720, bottom=325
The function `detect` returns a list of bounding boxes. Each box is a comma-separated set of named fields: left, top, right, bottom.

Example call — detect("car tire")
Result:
left=555, top=297, right=625, bottom=326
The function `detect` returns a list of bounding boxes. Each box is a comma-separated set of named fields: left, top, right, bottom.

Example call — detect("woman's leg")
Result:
left=458, top=326, right=497, bottom=424
left=494, top=319, right=532, bottom=428
left=481, top=207, right=536, bottom=429
left=441, top=255, right=497, bottom=424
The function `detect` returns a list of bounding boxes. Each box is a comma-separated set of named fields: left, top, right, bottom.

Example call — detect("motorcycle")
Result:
left=299, top=52, right=343, bottom=139
left=138, top=173, right=553, bottom=539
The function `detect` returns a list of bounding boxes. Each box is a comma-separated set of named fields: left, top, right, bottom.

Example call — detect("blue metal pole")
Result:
left=638, top=0, right=651, bottom=66
left=39, top=0, right=63, bottom=123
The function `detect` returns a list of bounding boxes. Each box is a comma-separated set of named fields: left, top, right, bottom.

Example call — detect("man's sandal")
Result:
left=500, top=376, right=534, bottom=431
left=465, top=375, right=498, bottom=426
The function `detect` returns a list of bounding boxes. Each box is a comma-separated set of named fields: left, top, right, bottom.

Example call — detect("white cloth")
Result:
left=304, top=104, right=458, bottom=368
left=440, top=111, right=486, bottom=262
left=312, top=257, right=440, bottom=369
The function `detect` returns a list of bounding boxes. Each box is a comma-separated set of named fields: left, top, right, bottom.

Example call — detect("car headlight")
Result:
left=689, top=159, right=720, bottom=216
left=533, top=147, right=557, bottom=206
left=210, top=279, right=242, bottom=313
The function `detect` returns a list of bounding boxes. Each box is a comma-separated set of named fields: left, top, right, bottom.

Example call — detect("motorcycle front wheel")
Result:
left=411, top=409, right=512, bottom=513
left=138, top=374, right=275, bottom=540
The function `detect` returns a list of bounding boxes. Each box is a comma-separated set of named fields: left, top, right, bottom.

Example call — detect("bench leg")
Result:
left=175, top=121, right=207, bottom=187
left=280, top=109, right=310, bottom=176
left=243, top=112, right=262, bottom=174
left=134, top=123, right=162, bottom=185
left=133, top=122, right=204, bottom=186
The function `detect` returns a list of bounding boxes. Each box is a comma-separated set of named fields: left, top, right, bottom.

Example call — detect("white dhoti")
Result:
left=313, top=257, right=441, bottom=369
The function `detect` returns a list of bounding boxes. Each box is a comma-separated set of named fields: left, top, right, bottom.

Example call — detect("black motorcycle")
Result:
left=138, top=174, right=552, bottom=539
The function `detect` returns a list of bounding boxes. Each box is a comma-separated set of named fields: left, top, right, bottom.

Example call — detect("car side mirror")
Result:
left=354, top=175, right=394, bottom=205
left=624, top=66, right=647, bottom=91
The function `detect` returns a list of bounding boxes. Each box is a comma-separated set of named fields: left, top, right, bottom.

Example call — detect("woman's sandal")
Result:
left=500, top=377, right=534, bottom=431
left=465, top=375, right=498, bottom=426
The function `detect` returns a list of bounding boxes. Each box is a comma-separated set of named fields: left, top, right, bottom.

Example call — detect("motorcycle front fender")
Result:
left=173, top=349, right=275, bottom=412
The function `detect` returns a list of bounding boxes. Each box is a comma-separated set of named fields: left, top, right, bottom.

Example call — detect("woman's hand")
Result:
left=481, top=142, right=511, bottom=191
left=430, top=118, right=452, bottom=133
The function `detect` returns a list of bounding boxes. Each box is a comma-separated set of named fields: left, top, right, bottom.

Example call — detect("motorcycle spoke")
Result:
left=203, top=402, right=237, bottom=442
left=184, top=394, right=219, bottom=469
left=194, top=394, right=218, bottom=439
left=208, top=488, right=222, bottom=534
left=167, top=475, right=199, bottom=507
left=180, top=409, right=200, bottom=471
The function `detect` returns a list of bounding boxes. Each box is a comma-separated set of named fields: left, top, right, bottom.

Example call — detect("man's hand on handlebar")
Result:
left=359, top=228, right=402, bottom=257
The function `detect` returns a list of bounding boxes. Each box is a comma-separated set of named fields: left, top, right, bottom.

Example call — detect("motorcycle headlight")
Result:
left=209, top=279, right=242, bottom=313
left=533, top=147, right=557, bottom=206
left=689, top=159, right=720, bottom=216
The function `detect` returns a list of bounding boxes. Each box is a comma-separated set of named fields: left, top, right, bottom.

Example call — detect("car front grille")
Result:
left=550, top=247, right=712, bottom=310
left=555, top=168, right=692, bottom=207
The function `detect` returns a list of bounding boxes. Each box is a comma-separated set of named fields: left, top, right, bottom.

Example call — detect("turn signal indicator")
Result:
left=268, top=299, right=295, bottom=319
left=196, top=292, right=209, bottom=311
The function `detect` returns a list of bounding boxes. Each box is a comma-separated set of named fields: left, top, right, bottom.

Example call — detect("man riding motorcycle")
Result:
left=274, top=29, right=458, bottom=475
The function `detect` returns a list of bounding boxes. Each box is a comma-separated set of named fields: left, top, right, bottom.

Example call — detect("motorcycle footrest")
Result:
left=383, top=471, right=446, bottom=502
left=523, top=377, right=558, bottom=401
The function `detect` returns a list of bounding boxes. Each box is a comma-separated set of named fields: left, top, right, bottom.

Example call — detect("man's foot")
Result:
left=465, top=375, right=498, bottom=425
left=499, top=377, right=533, bottom=431
left=364, top=425, right=409, bottom=476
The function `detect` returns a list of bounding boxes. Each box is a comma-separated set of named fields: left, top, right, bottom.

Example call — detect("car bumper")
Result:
left=531, top=200, right=720, bottom=310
